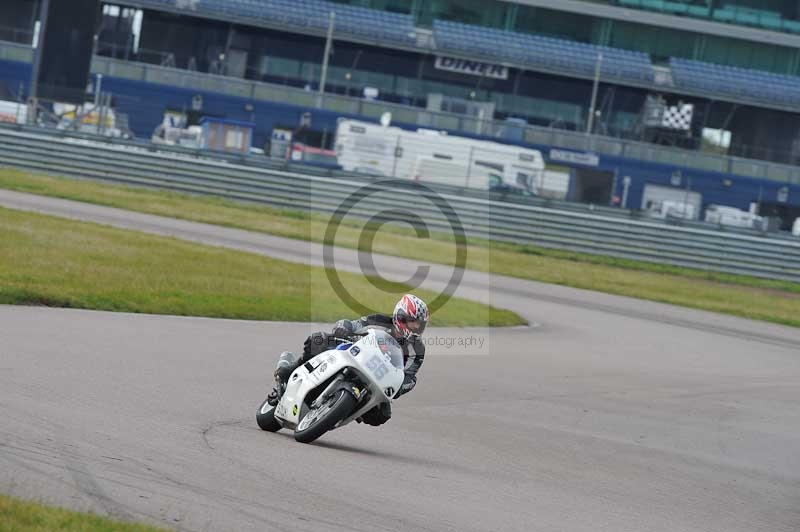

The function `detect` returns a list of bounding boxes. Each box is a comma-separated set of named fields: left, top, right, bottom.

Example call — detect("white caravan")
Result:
left=335, top=119, right=547, bottom=194
left=704, top=204, right=767, bottom=231
left=0, top=100, right=27, bottom=124
left=54, top=102, right=130, bottom=139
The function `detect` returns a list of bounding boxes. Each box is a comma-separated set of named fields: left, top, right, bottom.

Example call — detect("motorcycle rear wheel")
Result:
left=294, top=389, right=356, bottom=443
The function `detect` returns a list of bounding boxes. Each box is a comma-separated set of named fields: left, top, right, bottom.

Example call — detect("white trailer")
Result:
left=641, top=183, right=702, bottom=221
left=334, top=119, right=547, bottom=193
left=55, top=102, right=130, bottom=138
left=705, top=204, right=767, bottom=230
left=0, top=100, right=27, bottom=124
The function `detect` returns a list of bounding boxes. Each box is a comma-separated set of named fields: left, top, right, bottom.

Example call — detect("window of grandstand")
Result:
left=98, top=4, right=143, bottom=59
left=513, top=6, right=595, bottom=43
left=701, top=127, right=732, bottom=155
left=419, top=0, right=511, bottom=27
left=329, top=0, right=412, bottom=15
left=0, top=0, right=36, bottom=45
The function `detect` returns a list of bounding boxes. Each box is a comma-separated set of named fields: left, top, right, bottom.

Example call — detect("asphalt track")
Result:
left=1, top=190, right=799, bottom=532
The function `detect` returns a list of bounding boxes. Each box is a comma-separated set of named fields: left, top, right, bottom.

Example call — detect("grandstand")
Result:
left=432, top=20, right=654, bottom=83
left=670, top=58, right=800, bottom=106
left=1, top=0, right=800, bottom=228
left=86, top=0, right=800, bottom=159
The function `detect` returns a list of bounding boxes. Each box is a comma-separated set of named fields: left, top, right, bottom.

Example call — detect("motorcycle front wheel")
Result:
left=294, top=389, right=356, bottom=444
left=256, top=398, right=282, bottom=432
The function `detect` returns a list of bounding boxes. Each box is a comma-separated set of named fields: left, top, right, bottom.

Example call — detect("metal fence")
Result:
left=0, top=126, right=798, bottom=281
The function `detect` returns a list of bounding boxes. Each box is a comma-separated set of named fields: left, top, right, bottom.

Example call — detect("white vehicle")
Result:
left=151, top=124, right=203, bottom=148
left=0, top=100, right=27, bottom=124
left=705, top=204, right=766, bottom=230
left=151, top=111, right=203, bottom=149
left=55, top=102, right=129, bottom=138
left=647, top=199, right=696, bottom=220
left=256, top=329, right=405, bottom=443
left=335, top=118, right=547, bottom=194
left=792, top=217, right=800, bottom=237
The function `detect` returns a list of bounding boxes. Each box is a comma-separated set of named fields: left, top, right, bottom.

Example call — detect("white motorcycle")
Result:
left=256, top=329, right=406, bottom=443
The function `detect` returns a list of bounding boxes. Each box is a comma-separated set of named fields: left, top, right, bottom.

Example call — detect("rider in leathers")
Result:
left=270, top=294, right=429, bottom=426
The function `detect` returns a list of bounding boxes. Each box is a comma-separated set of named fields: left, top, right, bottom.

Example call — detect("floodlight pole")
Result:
left=318, top=11, right=335, bottom=108
left=622, top=175, right=631, bottom=209
left=94, top=73, right=103, bottom=107
left=586, top=52, right=603, bottom=136
left=28, top=0, right=51, bottom=124
left=683, top=174, right=692, bottom=219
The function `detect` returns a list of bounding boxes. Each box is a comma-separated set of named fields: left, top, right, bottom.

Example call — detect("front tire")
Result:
left=256, top=398, right=282, bottom=432
left=294, top=390, right=356, bottom=444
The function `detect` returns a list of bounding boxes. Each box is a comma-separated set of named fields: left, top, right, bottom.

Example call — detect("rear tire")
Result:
left=294, top=390, right=356, bottom=444
left=256, top=398, right=282, bottom=432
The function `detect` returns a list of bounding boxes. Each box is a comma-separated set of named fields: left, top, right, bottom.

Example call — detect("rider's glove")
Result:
left=395, top=373, right=417, bottom=398
left=331, top=326, right=350, bottom=340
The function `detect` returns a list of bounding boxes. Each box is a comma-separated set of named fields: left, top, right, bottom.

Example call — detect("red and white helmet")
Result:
left=393, top=294, right=429, bottom=340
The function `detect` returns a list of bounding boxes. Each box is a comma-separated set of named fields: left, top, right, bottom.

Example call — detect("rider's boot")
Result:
left=275, top=351, right=299, bottom=381
left=267, top=351, right=299, bottom=406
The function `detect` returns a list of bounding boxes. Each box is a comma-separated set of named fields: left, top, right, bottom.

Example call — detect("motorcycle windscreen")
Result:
left=371, top=330, right=405, bottom=369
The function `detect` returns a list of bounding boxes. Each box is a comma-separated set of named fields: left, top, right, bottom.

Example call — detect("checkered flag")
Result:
left=661, top=103, right=693, bottom=131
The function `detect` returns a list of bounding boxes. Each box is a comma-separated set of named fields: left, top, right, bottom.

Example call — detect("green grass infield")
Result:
left=0, top=206, right=524, bottom=326
left=0, top=493, right=172, bottom=532
left=1, top=168, right=798, bottom=327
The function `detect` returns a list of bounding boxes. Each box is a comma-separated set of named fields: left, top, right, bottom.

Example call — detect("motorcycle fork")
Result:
left=310, top=372, right=368, bottom=408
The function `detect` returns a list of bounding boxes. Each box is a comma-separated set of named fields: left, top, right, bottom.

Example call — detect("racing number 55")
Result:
left=365, top=355, right=388, bottom=380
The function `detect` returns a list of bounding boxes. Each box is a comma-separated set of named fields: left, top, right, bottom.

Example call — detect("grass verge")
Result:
left=0, top=168, right=798, bottom=327
left=0, top=206, right=523, bottom=326
left=0, top=493, right=171, bottom=532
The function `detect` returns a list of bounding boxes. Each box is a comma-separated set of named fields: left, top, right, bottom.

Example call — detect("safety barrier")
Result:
left=0, top=126, right=798, bottom=281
